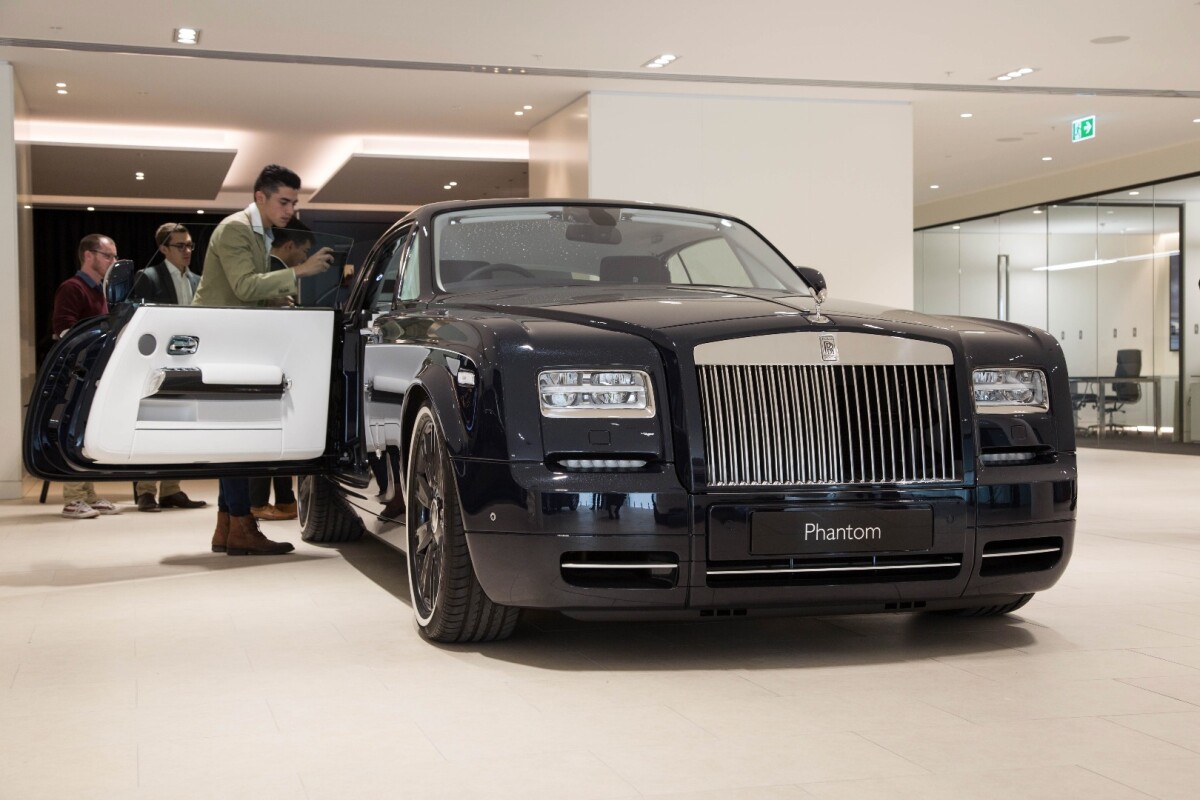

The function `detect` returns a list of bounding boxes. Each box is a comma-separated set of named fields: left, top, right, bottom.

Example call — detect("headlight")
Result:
left=972, top=368, right=1048, bottom=412
left=538, top=369, right=655, bottom=417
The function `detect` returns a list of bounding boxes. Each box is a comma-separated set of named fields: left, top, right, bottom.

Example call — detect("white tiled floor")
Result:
left=1, top=448, right=1199, bottom=798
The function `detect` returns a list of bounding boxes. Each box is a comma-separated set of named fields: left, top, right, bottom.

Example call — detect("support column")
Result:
left=0, top=63, right=32, bottom=499
left=531, top=91, right=914, bottom=309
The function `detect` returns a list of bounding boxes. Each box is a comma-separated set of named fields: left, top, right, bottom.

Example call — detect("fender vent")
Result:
left=980, top=537, right=1063, bottom=576
left=560, top=551, right=678, bottom=589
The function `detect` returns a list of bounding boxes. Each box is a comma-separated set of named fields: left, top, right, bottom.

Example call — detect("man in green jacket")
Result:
left=193, top=164, right=333, bottom=554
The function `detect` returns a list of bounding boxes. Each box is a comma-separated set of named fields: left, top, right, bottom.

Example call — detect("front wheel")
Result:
left=406, top=404, right=519, bottom=642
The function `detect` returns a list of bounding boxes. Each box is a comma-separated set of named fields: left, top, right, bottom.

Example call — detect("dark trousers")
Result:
left=217, top=478, right=251, bottom=517
left=250, top=476, right=295, bottom=507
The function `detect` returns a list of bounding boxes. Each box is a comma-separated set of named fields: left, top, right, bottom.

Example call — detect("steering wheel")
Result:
left=462, top=263, right=535, bottom=281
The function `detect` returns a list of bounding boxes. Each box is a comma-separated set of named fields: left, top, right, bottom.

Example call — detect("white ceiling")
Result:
left=4, top=0, right=1200, bottom=217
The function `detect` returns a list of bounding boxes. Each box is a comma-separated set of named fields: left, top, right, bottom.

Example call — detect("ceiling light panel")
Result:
left=173, top=28, right=200, bottom=45
left=994, top=66, right=1036, bottom=82
left=643, top=54, right=678, bottom=69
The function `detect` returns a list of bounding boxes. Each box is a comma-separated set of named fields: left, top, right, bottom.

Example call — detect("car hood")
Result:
left=442, top=284, right=1028, bottom=341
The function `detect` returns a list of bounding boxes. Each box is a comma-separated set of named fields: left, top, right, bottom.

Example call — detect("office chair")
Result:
left=1074, top=348, right=1142, bottom=433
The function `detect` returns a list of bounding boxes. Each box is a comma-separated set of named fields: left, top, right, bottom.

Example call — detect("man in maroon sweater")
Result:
left=49, top=234, right=121, bottom=519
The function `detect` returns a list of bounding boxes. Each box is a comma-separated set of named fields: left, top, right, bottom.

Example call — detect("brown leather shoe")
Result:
left=226, top=515, right=295, bottom=556
left=273, top=501, right=298, bottom=519
left=160, top=491, right=207, bottom=509
left=251, top=504, right=295, bottom=521
left=211, top=511, right=230, bottom=553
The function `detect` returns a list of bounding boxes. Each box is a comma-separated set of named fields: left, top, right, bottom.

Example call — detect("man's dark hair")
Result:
left=272, top=220, right=315, bottom=250
left=155, top=222, right=189, bottom=248
left=254, top=164, right=301, bottom=196
left=77, top=233, right=111, bottom=265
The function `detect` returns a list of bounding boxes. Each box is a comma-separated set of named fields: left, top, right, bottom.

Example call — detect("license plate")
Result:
left=751, top=507, right=933, bottom=555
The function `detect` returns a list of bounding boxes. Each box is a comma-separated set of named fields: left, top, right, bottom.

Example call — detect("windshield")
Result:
left=432, top=205, right=809, bottom=294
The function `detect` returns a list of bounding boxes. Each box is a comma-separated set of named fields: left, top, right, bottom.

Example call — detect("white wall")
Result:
left=528, top=95, right=589, bottom=198
left=0, top=63, right=26, bottom=499
left=586, top=93, right=914, bottom=309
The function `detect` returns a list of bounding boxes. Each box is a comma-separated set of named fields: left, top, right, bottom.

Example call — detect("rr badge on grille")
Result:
left=819, top=334, right=839, bottom=362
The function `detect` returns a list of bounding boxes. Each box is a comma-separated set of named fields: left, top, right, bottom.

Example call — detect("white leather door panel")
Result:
left=81, top=306, right=334, bottom=464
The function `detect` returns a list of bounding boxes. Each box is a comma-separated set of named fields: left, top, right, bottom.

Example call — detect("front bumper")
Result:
left=457, top=460, right=1076, bottom=614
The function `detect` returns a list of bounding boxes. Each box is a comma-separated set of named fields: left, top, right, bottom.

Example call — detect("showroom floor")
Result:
left=2, top=449, right=1199, bottom=799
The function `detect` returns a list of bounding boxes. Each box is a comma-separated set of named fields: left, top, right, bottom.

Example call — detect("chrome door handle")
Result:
left=167, top=335, right=199, bottom=355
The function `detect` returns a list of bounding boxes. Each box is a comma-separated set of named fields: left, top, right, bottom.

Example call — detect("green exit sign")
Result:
left=1072, top=115, right=1096, bottom=142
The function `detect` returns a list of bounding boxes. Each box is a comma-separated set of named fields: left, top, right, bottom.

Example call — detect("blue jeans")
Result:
left=217, top=478, right=251, bottom=516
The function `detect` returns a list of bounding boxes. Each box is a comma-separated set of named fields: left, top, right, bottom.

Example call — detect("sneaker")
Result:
left=88, top=499, right=121, bottom=515
left=62, top=500, right=99, bottom=519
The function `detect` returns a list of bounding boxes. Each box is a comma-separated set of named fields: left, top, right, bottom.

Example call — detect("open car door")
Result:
left=25, top=304, right=337, bottom=481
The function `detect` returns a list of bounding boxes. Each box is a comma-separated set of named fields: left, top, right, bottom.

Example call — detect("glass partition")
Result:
left=915, top=173, right=1198, bottom=451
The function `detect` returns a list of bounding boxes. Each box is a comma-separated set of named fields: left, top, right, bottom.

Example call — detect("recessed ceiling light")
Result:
left=643, top=53, right=679, bottom=69
left=523, top=105, right=532, bottom=110
left=24, top=204, right=31, bottom=209
left=1193, top=118, right=1200, bottom=123
left=960, top=113, right=973, bottom=118
left=173, top=27, right=200, bottom=45
left=995, top=66, right=1037, bottom=81
left=87, top=206, right=95, bottom=211
left=930, top=184, right=940, bottom=189
left=1129, top=191, right=1140, bottom=196
left=1033, top=209, right=1043, bottom=214
left=57, top=89, right=68, bottom=95
left=1042, top=156, right=1053, bottom=161
left=514, top=111, right=524, bottom=116
left=444, top=184, right=452, bottom=190
left=196, top=210, right=205, bottom=215
left=55, top=82, right=66, bottom=88
left=448, top=181, right=457, bottom=187
left=952, top=225, right=961, bottom=230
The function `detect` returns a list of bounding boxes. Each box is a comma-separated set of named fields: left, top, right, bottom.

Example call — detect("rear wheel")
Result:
left=406, top=404, right=519, bottom=642
left=298, top=475, right=366, bottom=543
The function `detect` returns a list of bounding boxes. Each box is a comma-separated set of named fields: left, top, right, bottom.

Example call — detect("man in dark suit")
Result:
left=129, top=222, right=202, bottom=306
left=128, top=223, right=207, bottom=512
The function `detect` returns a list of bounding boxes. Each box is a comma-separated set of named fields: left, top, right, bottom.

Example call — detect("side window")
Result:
left=397, top=231, right=422, bottom=302
left=361, top=228, right=411, bottom=314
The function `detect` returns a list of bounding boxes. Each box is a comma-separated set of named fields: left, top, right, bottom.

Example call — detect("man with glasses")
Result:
left=128, top=223, right=208, bottom=512
left=130, top=222, right=202, bottom=306
left=49, top=234, right=122, bottom=519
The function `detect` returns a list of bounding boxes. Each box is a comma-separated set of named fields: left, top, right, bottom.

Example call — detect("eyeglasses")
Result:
left=89, top=249, right=119, bottom=260
left=166, top=242, right=196, bottom=251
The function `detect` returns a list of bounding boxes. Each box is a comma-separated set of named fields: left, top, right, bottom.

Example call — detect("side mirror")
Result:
left=793, top=266, right=827, bottom=304
left=104, top=259, right=137, bottom=306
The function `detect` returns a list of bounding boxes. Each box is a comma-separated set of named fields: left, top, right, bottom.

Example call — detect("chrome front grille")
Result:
left=697, top=363, right=960, bottom=486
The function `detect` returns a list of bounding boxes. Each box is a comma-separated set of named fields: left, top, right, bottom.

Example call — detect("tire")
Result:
left=406, top=404, right=520, bottom=643
left=939, top=593, right=1035, bottom=618
left=298, top=475, right=366, bottom=543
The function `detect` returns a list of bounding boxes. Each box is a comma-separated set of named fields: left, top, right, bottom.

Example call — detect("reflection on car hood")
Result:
left=444, top=284, right=1026, bottom=338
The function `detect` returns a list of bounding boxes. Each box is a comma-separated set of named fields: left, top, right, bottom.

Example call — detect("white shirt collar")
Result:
left=246, top=201, right=275, bottom=250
